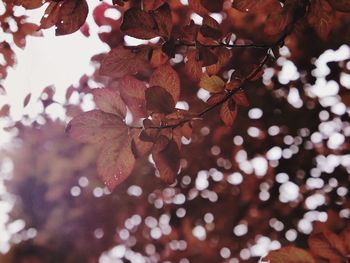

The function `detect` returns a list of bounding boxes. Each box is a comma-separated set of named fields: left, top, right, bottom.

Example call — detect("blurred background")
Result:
left=0, top=0, right=350, bottom=262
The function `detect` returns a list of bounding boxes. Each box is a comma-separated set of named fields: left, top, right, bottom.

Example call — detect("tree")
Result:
left=1, top=0, right=350, bottom=262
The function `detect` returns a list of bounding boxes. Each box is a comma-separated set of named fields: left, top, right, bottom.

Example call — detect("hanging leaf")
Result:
left=150, top=3, right=173, bottom=38
left=200, top=15, right=222, bottom=39
left=232, top=90, right=249, bottom=107
left=326, top=0, right=350, bottom=12
left=150, top=64, right=180, bottom=102
left=97, top=134, right=135, bottom=191
left=152, top=135, right=180, bottom=184
left=185, top=49, right=203, bottom=82
left=118, top=75, right=147, bottom=120
left=100, top=46, right=151, bottom=78
left=23, top=93, right=31, bottom=108
left=145, top=86, right=175, bottom=114
left=220, top=100, right=237, bottom=126
left=93, top=88, right=127, bottom=118
left=66, top=110, right=127, bottom=144
left=308, top=0, right=335, bottom=40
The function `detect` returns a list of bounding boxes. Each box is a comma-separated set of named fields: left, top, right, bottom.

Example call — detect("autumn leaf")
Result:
left=264, top=5, right=293, bottom=36
left=220, top=100, right=237, bottom=126
left=185, top=49, right=203, bottom=82
left=200, top=15, right=222, bottom=39
left=308, top=0, right=335, bottom=40
left=66, top=110, right=127, bottom=144
left=40, top=2, right=61, bottom=29
left=97, top=134, right=135, bottom=191
left=207, top=93, right=225, bottom=105
left=206, top=47, right=232, bottom=75
left=56, top=0, right=89, bottom=36
left=100, top=46, right=151, bottom=78
left=14, top=0, right=44, bottom=9
left=145, top=86, right=175, bottom=114
left=152, top=135, right=180, bottom=184
left=150, top=3, right=173, bottom=39
left=199, top=74, right=225, bottom=93
left=120, top=8, right=158, bottom=39
left=308, top=230, right=348, bottom=262
left=263, top=246, right=316, bottom=263
left=0, top=104, right=10, bottom=118
left=188, top=0, right=209, bottom=16
left=150, top=64, right=180, bottom=102
left=197, top=45, right=218, bottom=67
left=131, top=129, right=154, bottom=157
left=233, top=90, right=249, bottom=107
left=232, top=0, right=281, bottom=13
left=118, top=75, right=147, bottom=120
left=326, top=0, right=350, bottom=12
left=93, top=88, right=127, bottom=118
left=23, top=93, right=31, bottom=108
left=200, top=0, right=224, bottom=13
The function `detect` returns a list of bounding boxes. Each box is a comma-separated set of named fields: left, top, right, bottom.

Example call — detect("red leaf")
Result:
left=206, top=93, right=225, bottom=105
left=206, top=47, right=232, bottom=75
left=93, top=88, right=127, bottom=118
left=197, top=45, right=218, bottom=67
left=120, top=8, right=158, bottom=39
left=145, top=86, right=175, bottom=114
left=326, top=0, right=350, bottom=12
left=188, top=0, right=209, bottom=16
left=100, top=46, right=151, bottom=78
left=118, top=75, right=147, bottom=120
left=150, top=64, right=180, bottom=102
left=308, top=230, right=348, bottom=262
left=66, top=110, right=127, bottom=144
left=152, top=135, right=180, bottom=184
left=131, top=129, right=154, bottom=157
left=263, top=246, right=316, bottom=263
left=233, top=90, right=249, bottom=107
left=97, top=134, right=135, bottom=191
left=14, top=0, right=44, bottom=9
left=56, top=0, right=89, bottom=36
left=220, top=100, right=237, bottom=126
left=184, top=49, right=203, bottom=82
left=232, top=0, right=281, bottom=13
left=142, top=0, right=165, bottom=11
left=308, top=0, right=335, bottom=40
left=264, top=5, right=293, bottom=36
left=150, top=3, right=173, bottom=38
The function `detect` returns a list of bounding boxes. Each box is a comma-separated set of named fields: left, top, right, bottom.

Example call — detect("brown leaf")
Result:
left=56, top=0, right=89, bottom=36
left=199, top=74, right=225, bottom=93
left=206, top=93, right=225, bottom=105
left=150, top=64, right=180, bottom=102
left=97, top=134, right=135, bottom=191
left=264, top=5, right=293, bottom=36
left=206, top=47, right=232, bottom=75
left=145, top=86, right=175, bottom=114
left=200, top=15, right=222, bottom=39
left=131, top=129, right=154, bottom=157
left=197, top=45, right=218, bottom=67
left=233, top=90, right=249, bottom=107
left=14, top=0, right=44, bottom=9
left=263, top=246, right=316, bottom=263
left=152, top=135, right=180, bottom=184
left=142, top=0, right=165, bottom=11
left=40, top=2, right=61, bottom=30
left=118, top=75, right=147, bottom=120
left=23, top=93, right=31, bottom=108
left=150, top=3, right=173, bottom=38
left=232, top=0, right=281, bottom=13
left=200, top=0, right=224, bottom=12
left=188, top=0, right=209, bottom=16
left=220, top=100, right=237, bottom=126
left=326, top=0, right=350, bottom=12
left=308, top=230, right=348, bottom=262
left=308, top=0, right=335, bottom=40
left=100, top=46, right=151, bottom=78
left=120, top=8, right=158, bottom=39
left=66, top=110, right=127, bottom=144
left=93, top=88, right=127, bottom=118
left=185, top=49, right=203, bottom=82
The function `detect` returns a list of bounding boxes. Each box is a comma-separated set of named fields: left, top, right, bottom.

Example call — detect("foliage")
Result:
left=1, top=0, right=350, bottom=262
